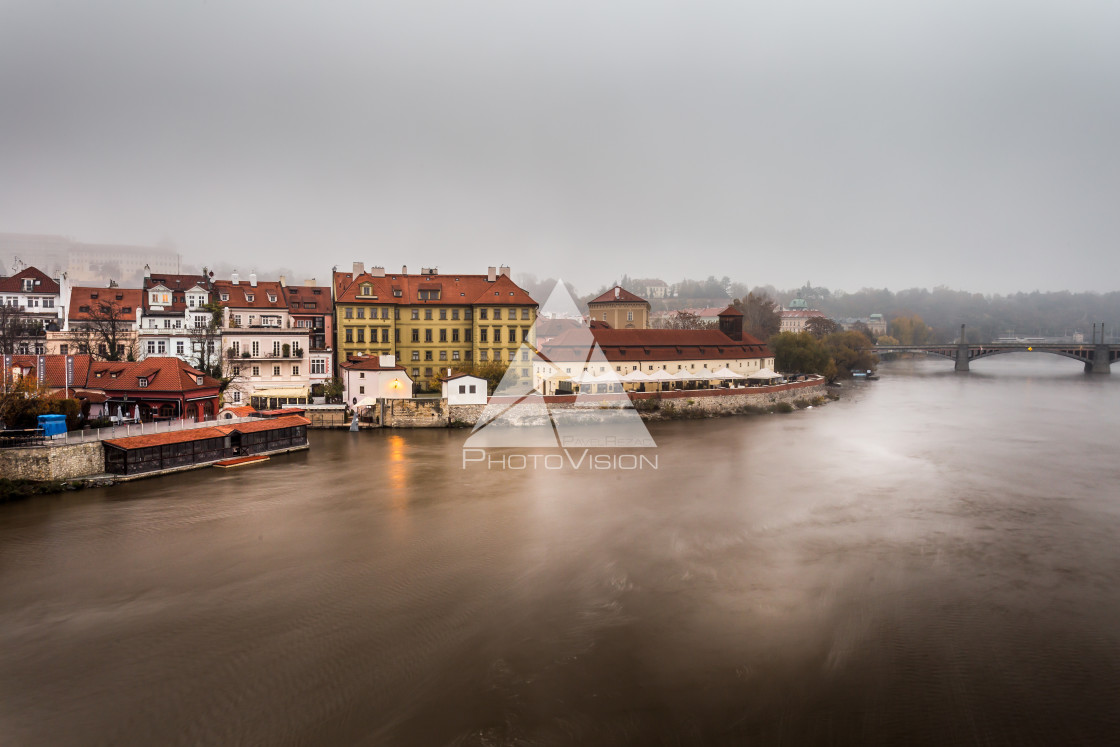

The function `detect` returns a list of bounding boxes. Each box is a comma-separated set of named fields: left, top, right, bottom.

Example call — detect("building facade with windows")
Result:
left=332, top=264, right=538, bottom=387
left=212, top=274, right=312, bottom=407
left=137, top=269, right=216, bottom=365
left=46, top=286, right=142, bottom=359
left=0, top=266, right=64, bottom=353
left=339, top=354, right=413, bottom=406
left=586, top=286, right=651, bottom=329
left=281, top=279, right=334, bottom=389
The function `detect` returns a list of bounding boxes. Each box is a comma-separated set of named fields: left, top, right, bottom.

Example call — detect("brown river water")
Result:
left=2, top=356, right=1120, bottom=745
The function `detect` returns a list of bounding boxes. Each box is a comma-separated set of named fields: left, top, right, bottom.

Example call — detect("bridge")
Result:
left=876, top=325, right=1119, bottom=373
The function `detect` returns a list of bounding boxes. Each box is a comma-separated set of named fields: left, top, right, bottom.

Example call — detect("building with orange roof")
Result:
left=587, top=285, right=651, bottom=329
left=137, top=266, right=217, bottom=366
left=44, top=285, right=143, bottom=358
left=0, top=265, right=66, bottom=354
left=332, top=264, right=537, bottom=387
left=280, top=278, right=334, bottom=388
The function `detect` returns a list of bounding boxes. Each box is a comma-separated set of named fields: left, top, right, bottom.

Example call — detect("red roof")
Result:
left=0, top=266, right=60, bottom=294
left=542, top=327, right=770, bottom=364
left=587, top=286, right=649, bottom=305
left=339, top=354, right=407, bottom=372
left=68, top=287, right=142, bottom=321
left=143, top=273, right=212, bottom=313
left=717, top=304, right=742, bottom=317
left=333, top=270, right=537, bottom=307
left=218, top=414, right=310, bottom=434
left=9, top=354, right=93, bottom=389
left=212, top=280, right=288, bottom=310
left=220, top=405, right=256, bottom=417
left=87, top=358, right=220, bottom=392
left=780, top=309, right=827, bottom=318
left=282, top=284, right=333, bottom=314
left=103, top=414, right=310, bottom=450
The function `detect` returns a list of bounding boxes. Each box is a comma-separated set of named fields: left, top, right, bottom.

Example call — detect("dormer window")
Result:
left=90, top=292, right=99, bottom=299
left=246, top=294, right=255, bottom=302
left=221, top=294, right=229, bottom=301
left=22, top=278, right=33, bottom=292
left=138, top=377, right=148, bottom=387
left=267, top=294, right=277, bottom=303
left=360, top=284, right=372, bottom=296
left=196, top=375, right=204, bottom=385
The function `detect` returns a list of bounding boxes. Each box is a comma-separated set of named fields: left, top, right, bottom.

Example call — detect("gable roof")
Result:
left=0, top=266, right=60, bottom=294
left=339, top=354, right=408, bottom=372
left=143, top=273, right=211, bottom=313
left=68, top=287, right=143, bottom=321
left=587, top=286, right=649, bottom=306
left=333, top=270, right=537, bottom=307
left=542, top=327, right=770, bottom=364
left=87, top=358, right=220, bottom=392
left=212, top=280, right=288, bottom=310
left=9, top=354, right=93, bottom=389
left=282, top=284, right=333, bottom=314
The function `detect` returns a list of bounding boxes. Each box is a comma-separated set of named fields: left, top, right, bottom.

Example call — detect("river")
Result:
left=2, top=356, right=1120, bottom=745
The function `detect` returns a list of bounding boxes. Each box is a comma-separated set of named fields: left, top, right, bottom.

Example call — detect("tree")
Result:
left=736, top=292, right=781, bottom=340
left=848, top=320, right=876, bottom=345
left=0, top=303, right=28, bottom=354
left=190, top=301, right=224, bottom=376
left=658, top=310, right=711, bottom=330
left=769, top=332, right=835, bottom=379
left=804, top=316, right=840, bottom=338
left=66, top=299, right=134, bottom=361
left=824, top=330, right=878, bottom=378
left=889, top=314, right=931, bottom=345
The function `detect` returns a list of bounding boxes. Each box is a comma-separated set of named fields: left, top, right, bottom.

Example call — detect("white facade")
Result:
left=441, top=374, right=488, bottom=405
left=341, top=355, right=413, bottom=405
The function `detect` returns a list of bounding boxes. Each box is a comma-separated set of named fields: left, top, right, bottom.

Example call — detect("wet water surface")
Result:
left=2, top=356, right=1120, bottom=745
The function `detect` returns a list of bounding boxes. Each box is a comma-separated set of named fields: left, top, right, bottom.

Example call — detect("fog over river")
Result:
left=2, top=356, right=1119, bottom=745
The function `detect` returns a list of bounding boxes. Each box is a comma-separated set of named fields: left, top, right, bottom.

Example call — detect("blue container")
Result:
left=37, top=414, right=68, bottom=437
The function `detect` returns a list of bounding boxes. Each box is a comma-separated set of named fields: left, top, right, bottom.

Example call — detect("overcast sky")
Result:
left=2, top=0, right=1118, bottom=294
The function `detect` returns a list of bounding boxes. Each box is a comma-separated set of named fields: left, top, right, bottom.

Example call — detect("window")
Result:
left=452, top=309, right=460, bottom=320
left=232, top=390, right=241, bottom=403
left=311, top=359, right=325, bottom=375
left=252, top=366, right=260, bottom=376
left=359, top=372, right=365, bottom=378
left=381, top=329, right=389, bottom=343
left=494, top=309, right=502, bottom=320
left=464, top=309, right=472, bottom=320
left=59, top=344, right=69, bottom=355
left=509, top=350, right=516, bottom=361
left=273, top=365, right=281, bottom=376
left=196, top=375, right=205, bottom=385
left=412, top=368, right=419, bottom=377
left=439, top=329, right=447, bottom=342
left=147, top=341, right=156, bottom=354
left=176, top=341, right=185, bottom=355
left=459, top=385, right=466, bottom=394
left=231, top=341, right=240, bottom=355
left=411, top=329, right=420, bottom=343
left=424, top=309, right=432, bottom=320
left=381, top=307, right=389, bottom=319
left=411, top=351, right=420, bottom=361
left=439, top=308, right=447, bottom=320
left=522, top=328, right=530, bottom=342
left=480, top=329, right=488, bottom=343
left=452, top=329, right=459, bottom=343
left=252, top=341, right=260, bottom=356
left=345, top=307, right=353, bottom=319
left=221, top=293, right=229, bottom=301
left=424, top=350, right=433, bottom=361
left=357, top=308, right=365, bottom=319
left=246, top=294, right=254, bottom=302
left=356, top=329, right=365, bottom=343
left=439, top=350, right=447, bottom=361
left=479, top=309, right=488, bottom=320
left=360, top=283, right=372, bottom=295
left=424, top=367, right=433, bottom=377
left=157, top=341, right=167, bottom=354
left=345, top=328, right=353, bottom=343
left=292, top=365, right=299, bottom=376
left=521, top=308, right=530, bottom=320
left=479, top=351, right=488, bottom=361
left=233, top=314, right=242, bottom=327
left=359, top=385, right=365, bottom=394
left=465, top=329, right=472, bottom=342
left=232, top=365, right=240, bottom=376
left=628, top=311, right=634, bottom=321
left=452, top=351, right=460, bottom=361
left=424, top=329, right=433, bottom=343
left=138, top=377, right=148, bottom=387
left=493, top=328, right=502, bottom=343
left=411, top=309, right=419, bottom=320
left=22, top=278, right=34, bottom=292
left=469, top=384, right=477, bottom=394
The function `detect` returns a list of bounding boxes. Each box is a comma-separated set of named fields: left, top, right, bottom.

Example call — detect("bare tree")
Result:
left=189, top=302, right=224, bottom=376
left=656, top=310, right=713, bottom=330
left=0, top=303, right=27, bottom=354
left=67, top=299, right=135, bottom=360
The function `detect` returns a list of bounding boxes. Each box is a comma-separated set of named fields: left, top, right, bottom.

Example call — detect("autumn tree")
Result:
left=769, top=332, right=834, bottom=378
left=735, top=292, right=781, bottom=340
left=804, top=316, right=840, bottom=338
left=659, top=310, right=711, bottom=330
left=889, top=314, right=932, bottom=345
left=824, top=330, right=878, bottom=377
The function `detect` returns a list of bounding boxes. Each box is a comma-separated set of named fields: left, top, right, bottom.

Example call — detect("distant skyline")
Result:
left=3, top=1, right=1118, bottom=295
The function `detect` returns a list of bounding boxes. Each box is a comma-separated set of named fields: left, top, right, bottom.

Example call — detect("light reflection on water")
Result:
left=1, top=355, right=1119, bottom=745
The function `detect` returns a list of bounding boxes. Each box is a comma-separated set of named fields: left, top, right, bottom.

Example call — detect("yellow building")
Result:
left=332, top=264, right=538, bottom=385
left=586, top=285, right=650, bottom=329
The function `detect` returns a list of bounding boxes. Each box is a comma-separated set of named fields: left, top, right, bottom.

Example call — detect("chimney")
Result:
left=499, top=265, right=510, bottom=278
left=232, top=272, right=239, bottom=285
left=303, top=278, right=316, bottom=286
left=249, top=273, right=257, bottom=287
left=447, top=368, right=452, bottom=377
left=143, top=264, right=151, bottom=279
left=381, top=353, right=395, bottom=367
left=487, top=266, right=497, bottom=282
left=614, top=286, right=620, bottom=299
left=401, top=265, right=408, bottom=275
left=353, top=261, right=365, bottom=276
left=370, top=266, right=385, bottom=277
left=279, top=275, right=286, bottom=287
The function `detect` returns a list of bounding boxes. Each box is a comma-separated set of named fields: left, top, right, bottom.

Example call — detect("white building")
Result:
left=0, top=266, right=65, bottom=353
left=137, top=269, right=215, bottom=364
left=213, top=274, right=313, bottom=408
left=441, top=372, right=488, bottom=405
left=339, top=354, right=413, bottom=406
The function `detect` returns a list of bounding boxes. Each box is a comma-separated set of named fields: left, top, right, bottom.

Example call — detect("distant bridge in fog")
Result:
left=876, top=325, right=1118, bottom=373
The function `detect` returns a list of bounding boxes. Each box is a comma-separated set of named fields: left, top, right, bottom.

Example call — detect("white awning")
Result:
left=748, top=368, right=782, bottom=380
left=712, top=367, right=746, bottom=379
left=621, top=369, right=650, bottom=382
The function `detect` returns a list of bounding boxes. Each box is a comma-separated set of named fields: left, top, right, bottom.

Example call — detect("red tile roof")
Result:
left=282, top=285, right=333, bottom=314
left=9, top=354, right=93, bottom=389
left=780, top=309, right=827, bottom=318
left=103, top=414, right=310, bottom=450
left=143, top=273, right=212, bottom=313
left=0, top=266, right=60, bottom=294
left=87, top=358, right=220, bottom=392
left=218, top=414, right=310, bottom=434
left=339, top=354, right=407, bottom=372
left=212, top=280, right=288, bottom=310
left=542, top=327, right=771, bottom=364
left=67, top=287, right=142, bottom=321
left=333, top=271, right=537, bottom=307
left=587, top=286, right=649, bottom=305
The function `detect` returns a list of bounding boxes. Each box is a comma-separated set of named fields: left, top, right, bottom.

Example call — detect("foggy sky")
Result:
left=2, top=0, right=1118, bottom=294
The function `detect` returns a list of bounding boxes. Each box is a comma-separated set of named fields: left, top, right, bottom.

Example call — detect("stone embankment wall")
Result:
left=370, top=379, right=828, bottom=428
left=0, top=442, right=105, bottom=481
